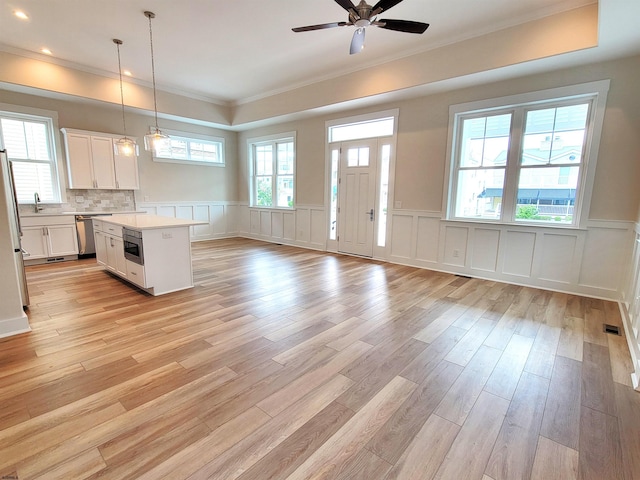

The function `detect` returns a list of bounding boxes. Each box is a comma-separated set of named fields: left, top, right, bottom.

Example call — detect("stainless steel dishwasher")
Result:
left=75, top=214, right=111, bottom=256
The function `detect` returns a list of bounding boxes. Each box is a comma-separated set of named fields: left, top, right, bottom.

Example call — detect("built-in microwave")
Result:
left=123, top=228, right=144, bottom=265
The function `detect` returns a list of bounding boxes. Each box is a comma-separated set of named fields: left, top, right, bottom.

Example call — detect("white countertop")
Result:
left=101, top=214, right=206, bottom=230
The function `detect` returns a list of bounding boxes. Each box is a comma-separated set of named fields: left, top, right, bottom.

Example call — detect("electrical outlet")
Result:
left=144, top=196, right=150, bottom=202
left=75, top=195, right=84, bottom=203
left=394, top=200, right=402, bottom=209
left=162, top=232, right=172, bottom=239
left=453, top=249, right=460, bottom=258
left=125, top=196, right=131, bottom=202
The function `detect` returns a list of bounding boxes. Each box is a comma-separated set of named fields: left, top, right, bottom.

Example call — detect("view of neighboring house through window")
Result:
left=153, top=131, right=224, bottom=166
left=250, top=133, right=295, bottom=208
left=0, top=112, right=60, bottom=203
left=447, top=84, right=606, bottom=227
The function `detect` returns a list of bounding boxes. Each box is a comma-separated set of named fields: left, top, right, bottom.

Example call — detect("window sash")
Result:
left=0, top=113, right=60, bottom=203
left=250, top=137, right=295, bottom=208
left=450, top=97, right=594, bottom=226
left=154, top=134, right=224, bottom=165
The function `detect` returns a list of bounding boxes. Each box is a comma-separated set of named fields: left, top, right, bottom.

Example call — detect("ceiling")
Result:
left=1, top=0, right=615, bottom=106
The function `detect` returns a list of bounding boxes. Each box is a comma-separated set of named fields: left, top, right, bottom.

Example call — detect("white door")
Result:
left=338, top=139, right=378, bottom=257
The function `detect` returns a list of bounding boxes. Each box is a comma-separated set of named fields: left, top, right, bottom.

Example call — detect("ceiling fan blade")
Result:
left=378, top=19, right=429, bottom=34
left=371, top=0, right=405, bottom=14
left=334, top=0, right=357, bottom=12
left=350, top=27, right=366, bottom=55
left=292, top=22, right=347, bottom=32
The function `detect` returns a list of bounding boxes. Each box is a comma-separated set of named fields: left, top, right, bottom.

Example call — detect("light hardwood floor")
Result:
left=1, top=238, right=639, bottom=480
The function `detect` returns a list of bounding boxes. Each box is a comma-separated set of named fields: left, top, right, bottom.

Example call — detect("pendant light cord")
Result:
left=146, top=11, right=160, bottom=132
left=114, top=40, right=128, bottom=138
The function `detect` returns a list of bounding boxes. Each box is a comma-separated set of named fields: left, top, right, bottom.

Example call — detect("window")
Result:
left=249, top=133, right=295, bottom=208
left=0, top=111, right=61, bottom=203
left=153, top=130, right=224, bottom=166
left=446, top=81, right=609, bottom=227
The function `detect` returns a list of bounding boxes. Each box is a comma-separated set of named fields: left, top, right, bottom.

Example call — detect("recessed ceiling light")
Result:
left=41, top=48, right=52, bottom=55
left=123, top=70, right=132, bottom=77
left=14, top=10, right=29, bottom=20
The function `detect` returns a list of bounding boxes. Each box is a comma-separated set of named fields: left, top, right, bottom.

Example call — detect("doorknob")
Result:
left=366, top=208, right=374, bottom=221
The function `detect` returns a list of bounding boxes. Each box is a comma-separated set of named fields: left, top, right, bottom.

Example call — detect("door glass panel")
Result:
left=377, top=144, right=390, bottom=247
left=330, top=149, right=339, bottom=240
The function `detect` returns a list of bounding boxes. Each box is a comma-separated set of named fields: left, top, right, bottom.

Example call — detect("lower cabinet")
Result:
left=22, top=223, right=79, bottom=262
left=94, top=228, right=127, bottom=277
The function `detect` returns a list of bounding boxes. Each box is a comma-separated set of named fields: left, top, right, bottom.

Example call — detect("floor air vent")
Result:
left=603, top=324, right=621, bottom=336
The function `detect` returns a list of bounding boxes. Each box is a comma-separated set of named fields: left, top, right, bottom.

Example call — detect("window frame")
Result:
left=248, top=131, right=296, bottom=210
left=152, top=128, right=225, bottom=167
left=0, top=104, right=65, bottom=204
left=443, top=80, right=610, bottom=229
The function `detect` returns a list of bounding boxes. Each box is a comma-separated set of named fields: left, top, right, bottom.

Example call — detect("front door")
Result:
left=338, top=139, right=378, bottom=257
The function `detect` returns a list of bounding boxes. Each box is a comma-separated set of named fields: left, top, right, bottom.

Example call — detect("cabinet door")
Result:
left=90, top=137, right=117, bottom=189
left=21, top=227, right=47, bottom=259
left=105, top=235, right=117, bottom=272
left=114, top=152, right=139, bottom=190
left=65, top=133, right=94, bottom=189
left=46, top=225, right=79, bottom=256
left=112, top=236, right=127, bottom=277
left=94, top=231, right=108, bottom=266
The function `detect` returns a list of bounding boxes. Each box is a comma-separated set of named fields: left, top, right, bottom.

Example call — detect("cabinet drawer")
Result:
left=125, top=260, right=148, bottom=288
left=103, top=223, right=122, bottom=237
left=92, top=219, right=103, bottom=232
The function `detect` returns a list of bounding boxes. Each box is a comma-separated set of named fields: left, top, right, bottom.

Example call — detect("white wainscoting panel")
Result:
left=538, top=233, right=580, bottom=285
left=621, top=227, right=640, bottom=390
left=239, top=205, right=326, bottom=251
left=471, top=228, right=500, bottom=273
left=579, top=223, right=633, bottom=293
left=442, top=225, right=468, bottom=267
left=386, top=212, right=633, bottom=300
left=390, top=215, right=413, bottom=259
left=502, top=230, right=536, bottom=278
left=137, top=201, right=239, bottom=242
left=416, top=216, right=440, bottom=264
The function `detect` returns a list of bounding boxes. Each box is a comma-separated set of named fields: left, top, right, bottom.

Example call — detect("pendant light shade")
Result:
left=112, top=39, right=138, bottom=157
left=143, top=11, right=170, bottom=156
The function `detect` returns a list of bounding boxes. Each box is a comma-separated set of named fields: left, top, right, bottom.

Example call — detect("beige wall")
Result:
left=239, top=54, right=640, bottom=222
left=0, top=89, right=238, bottom=204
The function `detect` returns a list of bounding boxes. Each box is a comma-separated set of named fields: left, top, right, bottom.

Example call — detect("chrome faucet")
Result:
left=34, top=192, right=43, bottom=213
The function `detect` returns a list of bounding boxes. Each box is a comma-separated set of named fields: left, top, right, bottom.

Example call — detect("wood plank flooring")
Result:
left=1, top=237, right=639, bottom=480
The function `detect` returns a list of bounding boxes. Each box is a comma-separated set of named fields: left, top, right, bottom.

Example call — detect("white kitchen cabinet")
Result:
left=21, top=227, right=48, bottom=260
left=62, top=128, right=139, bottom=190
left=21, top=223, right=78, bottom=262
left=94, top=221, right=126, bottom=277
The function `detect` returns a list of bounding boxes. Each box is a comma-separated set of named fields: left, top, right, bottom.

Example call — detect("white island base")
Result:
left=94, top=214, right=204, bottom=296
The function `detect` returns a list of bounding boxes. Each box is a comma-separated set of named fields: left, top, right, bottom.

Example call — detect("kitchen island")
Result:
left=94, top=214, right=205, bottom=296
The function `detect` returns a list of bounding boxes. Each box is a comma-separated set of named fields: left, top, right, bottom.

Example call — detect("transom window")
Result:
left=446, top=81, right=609, bottom=227
left=153, top=130, right=224, bottom=166
left=0, top=111, right=61, bottom=204
left=249, top=133, right=295, bottom=208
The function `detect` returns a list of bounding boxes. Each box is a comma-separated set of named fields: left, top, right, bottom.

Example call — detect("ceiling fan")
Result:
left=292, top=0, right=429, bottom=55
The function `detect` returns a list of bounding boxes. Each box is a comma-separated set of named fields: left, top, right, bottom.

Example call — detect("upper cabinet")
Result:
left=61, top=128, right=139, bottom=190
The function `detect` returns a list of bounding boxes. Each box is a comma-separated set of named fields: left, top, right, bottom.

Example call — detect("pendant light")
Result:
left=112, top=39, right=138, bottom=157
left=143, top=10, right=170, bottom=155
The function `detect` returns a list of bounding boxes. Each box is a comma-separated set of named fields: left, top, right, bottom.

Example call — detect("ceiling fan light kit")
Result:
left=293, top=0, right=429, bottom=55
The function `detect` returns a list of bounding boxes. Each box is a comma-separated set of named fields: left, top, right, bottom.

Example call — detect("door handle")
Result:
left=367, top=209, right=374, bottom=221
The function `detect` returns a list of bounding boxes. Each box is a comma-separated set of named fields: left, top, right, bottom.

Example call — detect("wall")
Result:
left=0, top=89, right=238, bottom=207
left=234, top=54, right=640, bottom=302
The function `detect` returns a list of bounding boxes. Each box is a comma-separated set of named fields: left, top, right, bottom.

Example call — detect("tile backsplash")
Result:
left=19, top=189, right=136, bottom=215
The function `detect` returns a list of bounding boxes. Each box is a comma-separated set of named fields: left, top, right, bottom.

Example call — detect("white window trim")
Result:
left=0, top=102, right=67, bottom=204
left=151, top=127, right=225, bottom=167
left=443, top=80, right=610, bottom=229
left=247, top=131, right=296, bottom=210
